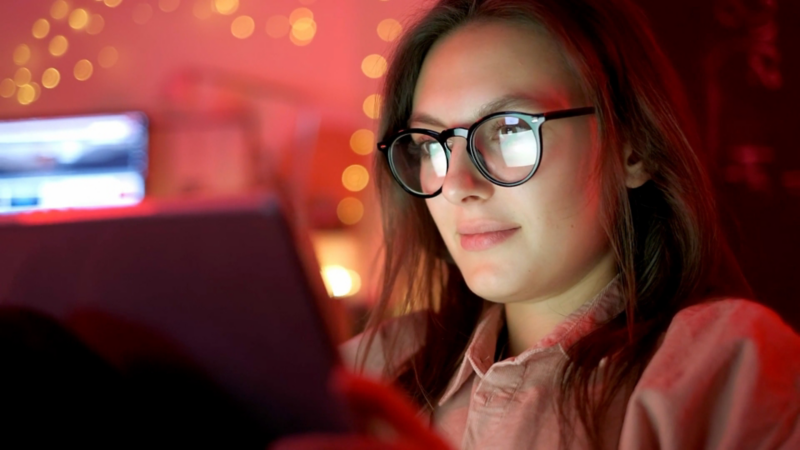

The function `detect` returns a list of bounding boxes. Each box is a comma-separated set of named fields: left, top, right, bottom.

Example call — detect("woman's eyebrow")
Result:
left=408, top=93, right=551, bottom=128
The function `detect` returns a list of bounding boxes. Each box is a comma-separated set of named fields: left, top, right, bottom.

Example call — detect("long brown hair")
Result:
left=359, top=0, right=750, bottom=448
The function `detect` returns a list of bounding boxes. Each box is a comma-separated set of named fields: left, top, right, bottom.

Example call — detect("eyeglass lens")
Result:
left=389, top=114, right=540, bottom=195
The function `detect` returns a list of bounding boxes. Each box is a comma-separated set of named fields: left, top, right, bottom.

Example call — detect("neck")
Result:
left=503, top=251, right=616, bottom=357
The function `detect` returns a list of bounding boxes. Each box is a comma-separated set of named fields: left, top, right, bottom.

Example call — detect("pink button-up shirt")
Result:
left=341, top=280, right=800, bottom=449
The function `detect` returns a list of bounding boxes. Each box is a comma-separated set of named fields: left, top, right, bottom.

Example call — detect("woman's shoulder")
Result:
left=620, top=298, right=800, bottom=449
left=339, top=310, right=427, bottom=380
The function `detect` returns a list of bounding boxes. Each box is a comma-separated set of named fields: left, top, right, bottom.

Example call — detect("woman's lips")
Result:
left=459, top=228, right=520, bottom=251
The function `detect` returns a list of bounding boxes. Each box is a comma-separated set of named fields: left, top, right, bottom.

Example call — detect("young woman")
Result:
left=280, top=0, right=800, bottom=448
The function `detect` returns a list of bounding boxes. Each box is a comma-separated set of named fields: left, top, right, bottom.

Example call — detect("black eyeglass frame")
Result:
left=377, top=106, right=596, bottom=198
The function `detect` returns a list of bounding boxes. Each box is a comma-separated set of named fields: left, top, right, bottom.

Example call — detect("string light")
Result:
left=362, top=94, right=382, bottom=120
left=214, top=0, right=238, bottom=15
left=17, top=84, right=36, bottom=105
left=98, top=46, right=119, bottom=68
left=49, top=35, right=68, bottom=57
left=350, top=129, right=375, bottom=155
left=159, top=0, right=180, bottom=12
left=68, top=8, right=89, bottom=30
left=377, top=18, right=402, bottom=42
left=13, top=45, right=31, bottom=66
left=289, top=7, right=313, bottom=24
left=0, top=79, right=15, bottom=98
left=86, top=14, right=105, bottom=34
left=231, top=15, right=254, bottom=39
left=342, top=165, right=370, bottom=192
left=42, top=68, right=61, bottom=88
left=32, top=19, right=51, bottom=39
left=14, top=68, right=32, bottom=87
left=133, top=3, right=153, bottom=24
left=290, top=17, right=316, bottom=46
left=74, top=59, right=94, bottom=81
left=50, top=0, right=69, bottom=20
left=337, top=197, right=364, bottom=225
left=361, top=54, right=387, bottom=79
left=265, top=15, right=290, bottom=38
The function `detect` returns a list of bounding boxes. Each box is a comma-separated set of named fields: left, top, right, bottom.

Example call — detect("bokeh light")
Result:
left=30, top=82, right=42, bottom=102
left=13, top=45, right=31, bottom=66
left=321, top=265, right=361, bottom=298
left=104, top=0, right=123, bottom=7
left=0, top=79, right=15, bottom=98
left=350, top=129, right=375, bottom=155
left=17, top=84, right=36, bottom=105
left=14, top=68, right=32, bottom=87
left=377, top=18, right=402, bottom=42
left=361, top=54, right=387, bottom=79
left=32, top=19, right=51, bottom=39
left=98, top=46, right=119, bottom=68
left=50, top=0, right=69, bottom=20
left=362, top=94, right=382, bottom=120
left=289, top=7, right=313, bottom=24
left=133, top=3, right=153, bottom=24
left=337, top=197, right=364, bottom=225
left=74, top=59, right=94, bottom=81
left=159, top=0, right=180, bottom=12
left=342, top=165, right=370, bottom=192
left=86, top=14, right=105, bottom=34
left=49, top=35, right=68, bottom=57
left=214, top=0, right=238, bottom=15
left=193, top=0, right=213, bottom=19
left=231, top=15, right=254, bottom=39
left=290, top=17, right=316, bottom=45
left=69, top=8, right=89, bottom=30
left=265, top=15, right=290, bottom=38
left=42, top=68, right=61, bottom=88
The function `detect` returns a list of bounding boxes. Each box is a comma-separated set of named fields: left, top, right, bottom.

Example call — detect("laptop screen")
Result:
left=0, top=112, right=148, bottom=214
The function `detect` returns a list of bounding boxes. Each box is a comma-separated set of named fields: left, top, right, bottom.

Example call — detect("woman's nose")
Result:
left=440, top=138, right=493, bottom=204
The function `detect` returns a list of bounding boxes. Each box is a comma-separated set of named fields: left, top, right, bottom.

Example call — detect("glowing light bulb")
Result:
left=214, top=0, right=238, bottom=15
left=69, top=8, right=89, bottom=30
left=361, top=54, right=387, bottom=79
left=290, top=17, right=316, bottom=45
left=0, top=79, right=15, bottom=98
left=337, top=197, right=364, bottom=225
left=342, top=165, right=370, bottom=192
left=321, top=265, right=361, bottom=297
left=32, top=19, right=51, bottom=39
left=13, top=45, right=31, bottom=66
left=17, top=84, right=36, bottom=105
left=98, top=46, right=119, bottom=68
left=42, top=68, right=61, bottom=88
left=49, top=35, right=69, bottom=57
left=50, top=0, right=69, bottom=20
left=86, top=14, right=105, bottom=34
left=377, top=18, right=402, bottom=42
left=350, top=129, right=375, bottom=155
left=231, top=15, right=254, bottom=39
left=14, top=68, right=32, bottom=87
left=74, top=59, right=94, bottom=81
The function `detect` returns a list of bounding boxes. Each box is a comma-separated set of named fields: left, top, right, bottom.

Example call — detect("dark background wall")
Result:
left=638, top=0, right=799, bottom=330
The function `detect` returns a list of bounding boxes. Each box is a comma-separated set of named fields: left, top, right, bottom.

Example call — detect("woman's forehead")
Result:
left=411, top=21, right=584, bottom=126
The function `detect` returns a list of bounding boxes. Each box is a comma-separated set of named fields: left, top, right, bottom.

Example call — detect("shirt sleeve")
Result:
left=619, top=299, right=800, bottom=450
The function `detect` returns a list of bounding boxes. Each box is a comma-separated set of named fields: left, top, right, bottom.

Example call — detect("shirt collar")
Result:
left=438, top=276, right=624, bottom=406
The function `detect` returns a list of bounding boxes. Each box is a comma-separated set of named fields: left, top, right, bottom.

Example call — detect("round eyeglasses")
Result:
left=377, top=106, right=595, bottom=198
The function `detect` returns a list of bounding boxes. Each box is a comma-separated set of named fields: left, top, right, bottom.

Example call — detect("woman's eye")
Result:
left=498, top=125, right=525, bottom=135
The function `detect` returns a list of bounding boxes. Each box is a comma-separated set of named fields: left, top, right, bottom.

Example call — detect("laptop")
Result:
left=0, top=194, right=353, bottom=446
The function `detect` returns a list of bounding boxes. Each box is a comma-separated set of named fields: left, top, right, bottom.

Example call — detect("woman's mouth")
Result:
left=458, top=227, right=520, bottom=251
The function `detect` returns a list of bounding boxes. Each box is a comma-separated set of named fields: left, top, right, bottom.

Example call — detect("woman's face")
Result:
left=413, top=21, right=615, bottom=305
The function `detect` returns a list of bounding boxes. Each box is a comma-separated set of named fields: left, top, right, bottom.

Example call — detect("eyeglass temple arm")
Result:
left=542, top=106, right=596, bottom=121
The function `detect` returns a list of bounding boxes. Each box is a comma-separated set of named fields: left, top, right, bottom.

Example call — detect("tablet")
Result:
left=0, top=194, right=352, bottom=445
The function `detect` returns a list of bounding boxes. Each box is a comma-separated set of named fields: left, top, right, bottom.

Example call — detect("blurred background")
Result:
left=0, top=0, right=797, bottom=331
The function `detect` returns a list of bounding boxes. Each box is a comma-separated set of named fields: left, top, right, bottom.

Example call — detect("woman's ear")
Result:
left=624, top=144, right=649, bottom=188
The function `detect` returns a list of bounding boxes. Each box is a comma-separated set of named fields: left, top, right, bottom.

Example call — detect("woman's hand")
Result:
left=270, top=369, right=452, bottom=450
